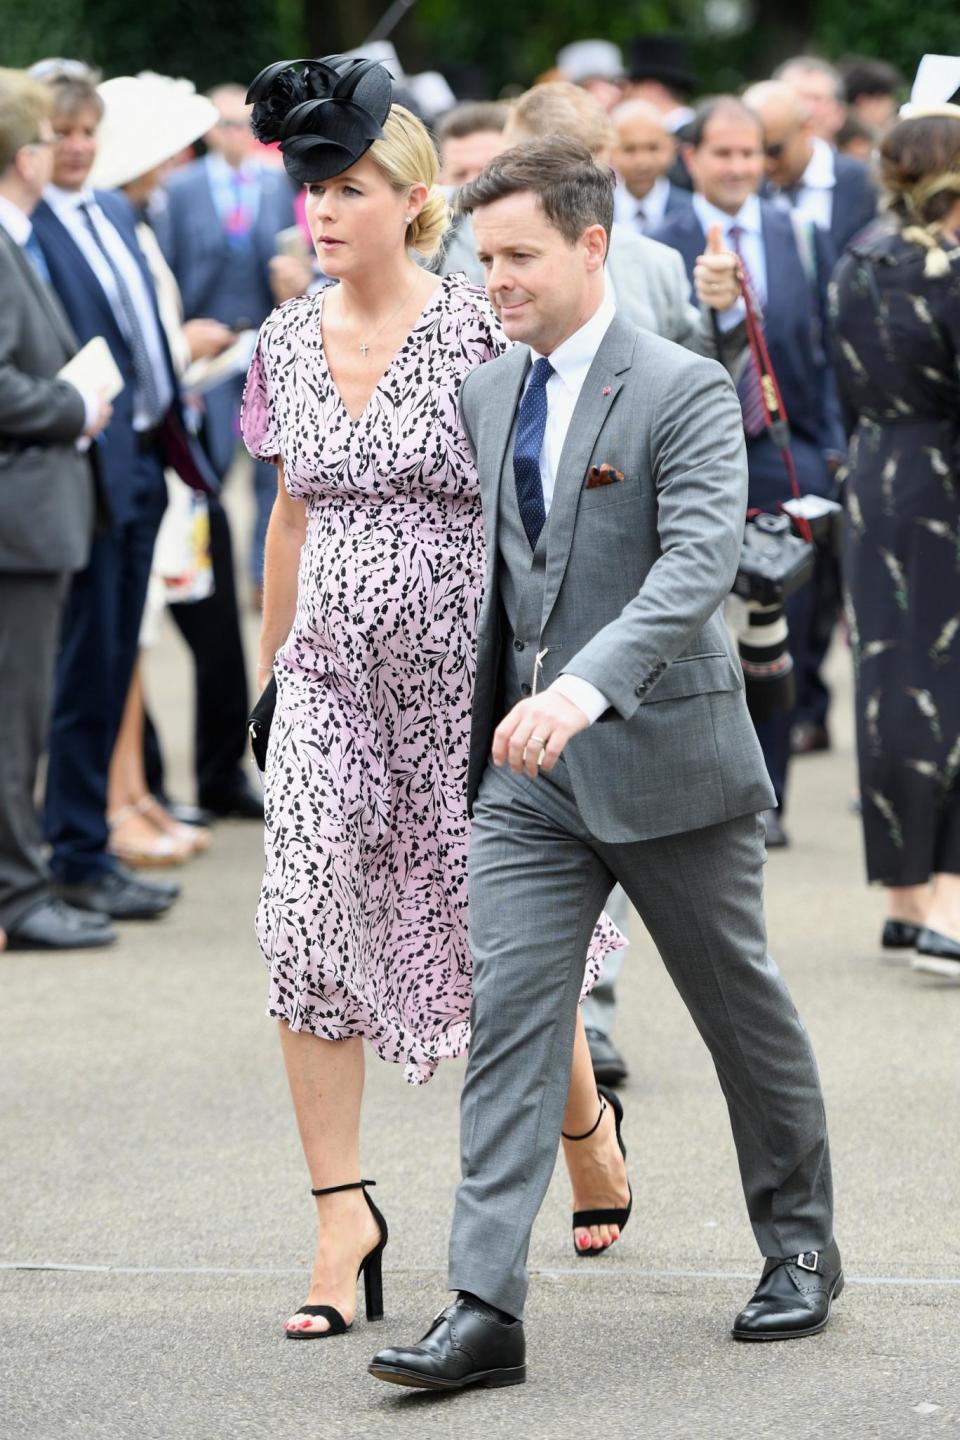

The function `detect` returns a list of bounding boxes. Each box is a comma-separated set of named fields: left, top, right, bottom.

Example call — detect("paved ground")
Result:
left=2, top=519, right=959, bottom=1439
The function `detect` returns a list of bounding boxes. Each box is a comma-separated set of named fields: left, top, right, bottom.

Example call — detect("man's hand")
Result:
left=182, top=317, right=235, bottom=361
left=82, top=392, right=112, bottom=438
left=269, top=254, right=313, bottom=304
left=492, top=687, right=590, bottom=778
left=693, top=223, right=741, bottom=312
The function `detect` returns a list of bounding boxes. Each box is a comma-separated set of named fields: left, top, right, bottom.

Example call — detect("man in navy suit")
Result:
left=157, top=85, right=295, bottom=598
left=611, top=98, right=692, bottom=236
left=745, top=81, right=877, bottom=255
left=651, top=96, right=845, bottom=846
left=31, top=66, right=214, bottom=918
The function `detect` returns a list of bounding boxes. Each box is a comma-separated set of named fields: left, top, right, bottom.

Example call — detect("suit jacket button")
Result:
left=635, top=684, right=646, bottom=696
left=513, top=639, right=525, bottom=651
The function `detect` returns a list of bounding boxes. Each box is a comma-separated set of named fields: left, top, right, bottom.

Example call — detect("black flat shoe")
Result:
left=563, top=1084, right=633, bottom=1257
left=57, top=868, right=175, bottom=920
left=882, top=919, right=922, bottom=950
left=285, top=1179, right=387, bottom=1340
left=912, top=928, right=960, bottom=979
left=732, top=1241, right=843, bottom=1341
left=5, top=897, right=116, bottom=951
left=585, top=1027, right=629, bottom=1087
left=369, top=1294, right=525, bottom=1390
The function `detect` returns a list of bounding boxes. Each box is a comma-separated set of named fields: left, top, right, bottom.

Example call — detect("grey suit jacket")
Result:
left=439, top=215, right=738, bottom=362
left=0, top=226, right=94, bottom=574
left=460, top=313, right=775, bottom=843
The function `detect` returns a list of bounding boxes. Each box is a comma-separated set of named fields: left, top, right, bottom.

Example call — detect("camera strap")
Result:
left=736, top=259, right=813, bottom=544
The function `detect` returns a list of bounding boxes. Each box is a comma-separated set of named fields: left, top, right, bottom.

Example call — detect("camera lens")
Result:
left=731, top=599, right=796, bottom=721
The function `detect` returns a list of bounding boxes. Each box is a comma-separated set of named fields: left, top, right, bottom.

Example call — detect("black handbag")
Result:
left=248, top=676, right=277, bottom=772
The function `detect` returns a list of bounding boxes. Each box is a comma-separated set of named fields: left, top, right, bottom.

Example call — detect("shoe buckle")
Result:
left=796, top=1251, right=819, bottom=1272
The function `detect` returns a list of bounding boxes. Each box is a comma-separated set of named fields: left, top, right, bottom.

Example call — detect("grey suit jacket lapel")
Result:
left=0, top=226, right=76, bottom=357
left=541, top=315, right=636, bottom=628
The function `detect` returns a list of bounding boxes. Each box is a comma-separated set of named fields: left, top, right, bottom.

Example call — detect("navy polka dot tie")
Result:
left=513, top=357, right=554, bottom=548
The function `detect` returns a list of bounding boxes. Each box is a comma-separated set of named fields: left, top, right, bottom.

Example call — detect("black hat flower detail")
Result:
left=246, top=55, right=393, bottom=183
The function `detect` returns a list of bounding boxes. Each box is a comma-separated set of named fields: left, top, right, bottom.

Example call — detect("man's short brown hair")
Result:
left=457, top=136, right=614, bottom=249
left=436, top=101, right=509, bottom=145
left=509, top=81, right=615, bottom=158
left=0, top=69, right=52, bottom=173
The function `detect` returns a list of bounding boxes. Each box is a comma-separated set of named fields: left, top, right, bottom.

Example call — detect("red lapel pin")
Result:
left=602, top=386, right=611, bottom=396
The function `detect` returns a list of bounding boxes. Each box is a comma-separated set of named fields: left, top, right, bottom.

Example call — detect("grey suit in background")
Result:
left=0, top=226, right=96, bottom=929
left=447, top=315, right=833, bottom=1318
left=439, top=214, right=737, bottom=361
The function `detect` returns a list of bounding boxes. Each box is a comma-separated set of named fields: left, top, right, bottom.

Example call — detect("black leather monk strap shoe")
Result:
left=732, top=1240, right=843, bottom=1341
left=369, top=1294, right=525, bottom=1390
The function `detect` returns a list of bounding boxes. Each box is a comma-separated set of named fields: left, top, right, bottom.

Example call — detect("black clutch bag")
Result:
left=248, top=676, right=277, bottom=772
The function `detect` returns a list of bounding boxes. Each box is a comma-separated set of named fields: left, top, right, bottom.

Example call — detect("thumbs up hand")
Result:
left=693, top=223, right=741, bottom=311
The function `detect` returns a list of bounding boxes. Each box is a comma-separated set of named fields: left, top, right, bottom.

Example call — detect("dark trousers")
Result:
left=45, top=453, right=166, bottom=883
left=0, top=572, right=69, bottom=928
left=143, top=494, right=249, bottom=806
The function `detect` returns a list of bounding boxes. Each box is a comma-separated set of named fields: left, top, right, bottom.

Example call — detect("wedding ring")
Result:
left=529, top=735, right=547, bottom=747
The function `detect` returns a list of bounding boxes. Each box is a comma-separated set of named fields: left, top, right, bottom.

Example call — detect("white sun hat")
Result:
left=89, top=72, right=220, bottom=190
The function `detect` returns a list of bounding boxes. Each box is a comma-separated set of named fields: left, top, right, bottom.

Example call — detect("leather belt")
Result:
left=135, top=426, right=162, bottom=454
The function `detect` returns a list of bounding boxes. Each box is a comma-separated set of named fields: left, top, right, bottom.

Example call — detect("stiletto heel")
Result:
left=285, top=1179, right=389, bottom=1339
left=562, top=1084, right=633, bottom=1258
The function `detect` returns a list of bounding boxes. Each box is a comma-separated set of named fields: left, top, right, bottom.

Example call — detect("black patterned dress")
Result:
left=830, top=229, right=960, bottom=885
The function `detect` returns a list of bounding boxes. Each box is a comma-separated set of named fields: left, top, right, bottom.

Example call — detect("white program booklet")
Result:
left=58, top=336, right=124, bottom=401
left=181, top=329, right=258, bottom=397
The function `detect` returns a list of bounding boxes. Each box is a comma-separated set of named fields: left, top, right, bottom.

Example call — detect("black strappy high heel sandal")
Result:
left=285, top=1179, right=388, bottom=1339
left=562, top=1084, right=633, bottom=1258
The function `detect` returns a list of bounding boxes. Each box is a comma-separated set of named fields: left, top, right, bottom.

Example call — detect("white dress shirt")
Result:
left=519, top=291, right=618, bottom=723
left=691, top=191, right=766, bottom=332
left=44, top=184, right=173, bottom=428
left=613, top=175, right=671, bottom=235
left=778, top=136, right=835, bottom=234
left=0, top=193, right=99, bottom=435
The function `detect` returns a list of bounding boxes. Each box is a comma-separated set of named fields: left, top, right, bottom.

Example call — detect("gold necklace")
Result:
left=343, top=275, right=421, bottom=357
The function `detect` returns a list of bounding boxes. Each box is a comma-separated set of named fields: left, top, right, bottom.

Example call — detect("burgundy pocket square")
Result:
left=585, top=463, right=625, bottom=490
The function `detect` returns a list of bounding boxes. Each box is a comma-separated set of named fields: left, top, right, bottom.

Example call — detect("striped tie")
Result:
left=80, top=202, right=162, bottom=423
left=728, top=224, right=767, bottom=438
left=513, top=358, right=554, bottom=548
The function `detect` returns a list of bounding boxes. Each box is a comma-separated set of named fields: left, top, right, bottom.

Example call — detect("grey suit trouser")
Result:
left=448, top=759, right=833, bottom=1318
left=0, top=573, right=68, bottom=930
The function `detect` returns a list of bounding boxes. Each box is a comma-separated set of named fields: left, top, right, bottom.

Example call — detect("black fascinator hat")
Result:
left=246, top=55, right=393, bottom=183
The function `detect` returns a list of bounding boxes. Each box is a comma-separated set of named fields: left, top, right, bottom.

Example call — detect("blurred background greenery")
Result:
left=2, top=0, right=959, bottom=96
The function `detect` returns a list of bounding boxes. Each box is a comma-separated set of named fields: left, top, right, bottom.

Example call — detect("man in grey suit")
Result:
left=0, top=70, right=112, bottom=950
left=371, top=139, right=841, bottom=1392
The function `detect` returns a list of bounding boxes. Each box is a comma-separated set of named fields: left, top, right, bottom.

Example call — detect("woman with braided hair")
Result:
left=831, top=106, right=960, bottom=974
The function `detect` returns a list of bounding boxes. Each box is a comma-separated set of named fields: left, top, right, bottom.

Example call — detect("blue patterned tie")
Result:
left=513, top=357, right=554, bottom=549
left=24, top=232, right=52, bottom=286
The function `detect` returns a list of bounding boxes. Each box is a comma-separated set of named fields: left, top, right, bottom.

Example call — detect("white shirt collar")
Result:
left=531, top=290, right=617, bottom=394
left=0, top=193, right=33, bottom=246
left=614, top=174, right=669, bottom=226
left=800, top=136, right=836, bottom=192
left=692, top=190, right=762, bottom=238
left=45, top=183, right=95, bottom=216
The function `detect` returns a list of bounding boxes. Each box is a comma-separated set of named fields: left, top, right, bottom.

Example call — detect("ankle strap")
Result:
left=310, top=1178, right=376, bottom=1197
left=562, top=1097, right=606, bottom=1143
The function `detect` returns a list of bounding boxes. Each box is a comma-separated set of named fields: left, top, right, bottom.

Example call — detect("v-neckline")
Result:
left=317, top=277, right=447, bottom=426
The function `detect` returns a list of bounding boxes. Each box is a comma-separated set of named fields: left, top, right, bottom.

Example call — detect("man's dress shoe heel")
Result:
left=285, top=1180, right=387, bottom=1340
left=732, top=1242, right=843, bottom=1341
left=369, top=1295, right=525, bottom=1390
left=564, top=1084, right=633, bottom=1257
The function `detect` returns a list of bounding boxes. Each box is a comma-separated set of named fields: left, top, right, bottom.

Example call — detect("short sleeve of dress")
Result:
left=449, top=277, right=510, bottom=368
left=240, top=310, right=284, bottom=464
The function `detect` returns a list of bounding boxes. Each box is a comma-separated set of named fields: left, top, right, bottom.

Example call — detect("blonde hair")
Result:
left=0, top=68, right=51, bottom=172
left=369, top=104, right=449, bottom=259
left=509, top=81, right=616, bottom=159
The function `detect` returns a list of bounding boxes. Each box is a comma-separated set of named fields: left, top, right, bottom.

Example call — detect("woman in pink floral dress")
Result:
left=241, top=57, right=629, bottom=1340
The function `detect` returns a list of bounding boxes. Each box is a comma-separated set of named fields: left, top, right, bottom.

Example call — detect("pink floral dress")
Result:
left=242, top=274, right=620, bottom=1083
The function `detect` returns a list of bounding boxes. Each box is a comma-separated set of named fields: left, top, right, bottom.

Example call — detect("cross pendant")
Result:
left=359, top=341, right=369, bottom=357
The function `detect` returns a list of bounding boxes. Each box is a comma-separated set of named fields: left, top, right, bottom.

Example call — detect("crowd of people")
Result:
left=1, top=28, right=959, bottom=1394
